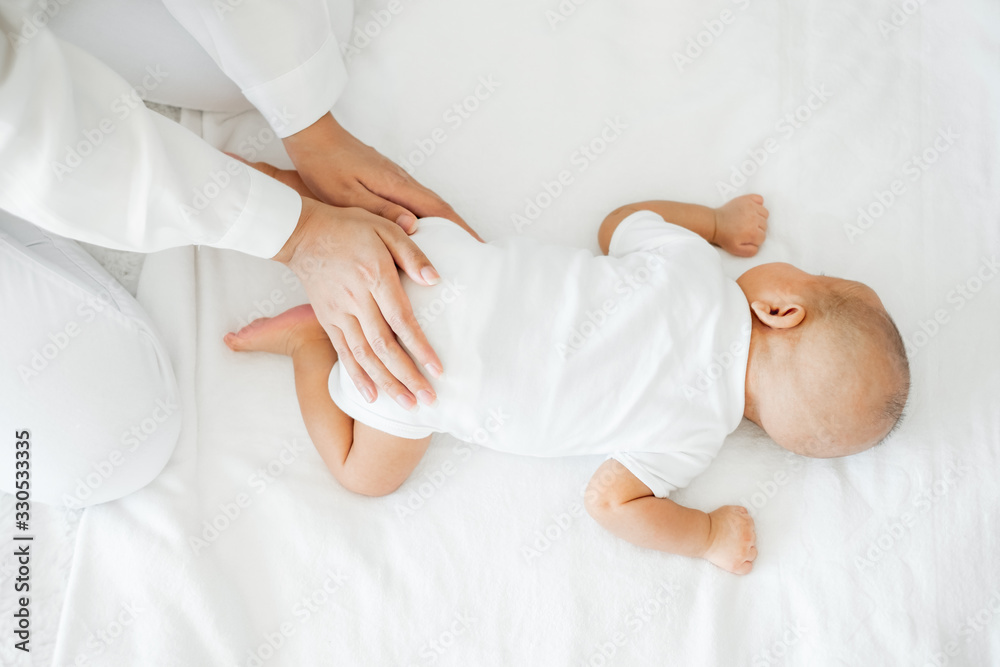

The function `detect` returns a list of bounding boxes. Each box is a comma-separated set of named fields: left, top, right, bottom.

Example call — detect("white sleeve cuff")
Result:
left=211, top=168, right=302, bottom=258
left=240, top=33, right=349, bottom=138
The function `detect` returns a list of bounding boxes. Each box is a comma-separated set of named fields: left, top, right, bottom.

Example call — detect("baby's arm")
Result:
left=226, top=305, right=430, bottom=497
left=598, top=195, right=768, bottom=257
left=585, top=459, right=757, bottom=574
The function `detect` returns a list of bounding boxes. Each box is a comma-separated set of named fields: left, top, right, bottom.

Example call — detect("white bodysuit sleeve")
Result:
left=0, top=10, right=301, bottom=258
left=612, top=448, right=718, bottom=499
left=159, top=0, right=349, bottom=137
left=608, top=210, right=708, bottom=258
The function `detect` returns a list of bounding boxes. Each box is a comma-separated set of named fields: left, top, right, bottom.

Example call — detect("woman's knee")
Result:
left=3, top=336, right=183, bottom=508
left=1, top=219, right=183, bottom=507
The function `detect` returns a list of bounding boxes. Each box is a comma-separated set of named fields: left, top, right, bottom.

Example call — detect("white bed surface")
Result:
left=1, top=0, right=998, bottom=665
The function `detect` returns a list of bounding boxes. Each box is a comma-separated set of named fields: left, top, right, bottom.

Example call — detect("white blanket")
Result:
left=6, top=0, right=1000, bottom=665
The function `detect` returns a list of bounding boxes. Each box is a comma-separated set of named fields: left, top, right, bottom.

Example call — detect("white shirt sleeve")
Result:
left=0, top=11, right=301, bottom=258
left=608, top=210, right=707, bottom=258
left=159, top=0, right=349, bottom=137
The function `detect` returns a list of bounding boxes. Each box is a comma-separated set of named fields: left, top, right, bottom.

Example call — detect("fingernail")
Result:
left=361, top=387, right=376, bottom=403
left=420, top=267, right=440, bottom=286
left=417, top=390, right=436, bottom=406
left=396, top=393, right=417, bottom=411
left=424, top=362, right=443, bottom=378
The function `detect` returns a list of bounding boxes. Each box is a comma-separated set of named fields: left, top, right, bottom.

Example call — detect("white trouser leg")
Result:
left=45, top=0, right=354, bottom=113
left=0, top=212, right=181, bottom=508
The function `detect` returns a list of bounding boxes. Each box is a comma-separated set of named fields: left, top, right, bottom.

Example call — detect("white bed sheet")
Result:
left=3, top=0, right=999, bottom=665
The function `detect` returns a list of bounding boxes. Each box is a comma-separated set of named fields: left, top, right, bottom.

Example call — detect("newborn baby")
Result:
left=225, top=195, right=910, bottom=574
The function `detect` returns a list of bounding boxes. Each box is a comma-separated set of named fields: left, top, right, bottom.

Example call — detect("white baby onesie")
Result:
left=328, top=211, right=751, bottom=497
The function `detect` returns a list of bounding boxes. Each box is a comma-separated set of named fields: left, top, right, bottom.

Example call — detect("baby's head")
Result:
left=737, top=263, right=910, bottom=458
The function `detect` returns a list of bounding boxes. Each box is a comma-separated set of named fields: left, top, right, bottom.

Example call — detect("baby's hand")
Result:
left=702, top=506, right=757, bottom=575
left=713, top=194, right=769, bottom=257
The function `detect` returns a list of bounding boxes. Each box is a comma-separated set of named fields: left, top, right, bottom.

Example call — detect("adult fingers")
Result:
left=324, top=323, right=377, bottom=404
left=367, top=169, right=473, bottom=230
left=374, top=220, right=441, bottom=288
left=354, top=294, right=437, bottom=407
left=349, top=188, right=419, bottom=234
left=365, top=229, right=444, bottom=381
left=338, top=313, right=421, bottom=410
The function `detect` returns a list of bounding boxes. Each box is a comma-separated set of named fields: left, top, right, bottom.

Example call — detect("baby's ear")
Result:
left=750, top=300, right=806, bottom=329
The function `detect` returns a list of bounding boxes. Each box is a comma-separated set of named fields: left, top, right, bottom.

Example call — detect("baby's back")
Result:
left=329, top=215, right=750, bottom=461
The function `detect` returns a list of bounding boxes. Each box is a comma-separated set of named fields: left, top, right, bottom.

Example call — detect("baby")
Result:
left=225, top=194, right=910, bottom=575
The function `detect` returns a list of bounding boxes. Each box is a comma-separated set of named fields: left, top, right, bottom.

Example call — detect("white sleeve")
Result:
left=0, top=12, right=301, bottom=258
left=159, top=0, right=349, bottom=137
left=608, top=210, right=707, bottom=258
left=611, top=449, right=717, bottom=498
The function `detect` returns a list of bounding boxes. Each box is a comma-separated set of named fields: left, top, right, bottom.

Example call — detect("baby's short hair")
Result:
left=815, top=286, right=911, bottom=446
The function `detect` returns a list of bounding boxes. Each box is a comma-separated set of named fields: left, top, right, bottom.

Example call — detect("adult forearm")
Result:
left=0, top=8, right=300, bottom=257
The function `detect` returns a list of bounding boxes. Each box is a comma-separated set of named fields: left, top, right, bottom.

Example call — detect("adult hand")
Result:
left=282, top=113, right=482, bottom=240
left=272, top=196, right=444, bottom=410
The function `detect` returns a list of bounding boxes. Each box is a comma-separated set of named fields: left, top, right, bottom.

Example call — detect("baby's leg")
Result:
left=225, top=305, right=430, bottom=496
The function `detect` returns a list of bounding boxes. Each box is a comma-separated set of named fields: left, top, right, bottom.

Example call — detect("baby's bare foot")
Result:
left=224, top=304, right=327, bottom=357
